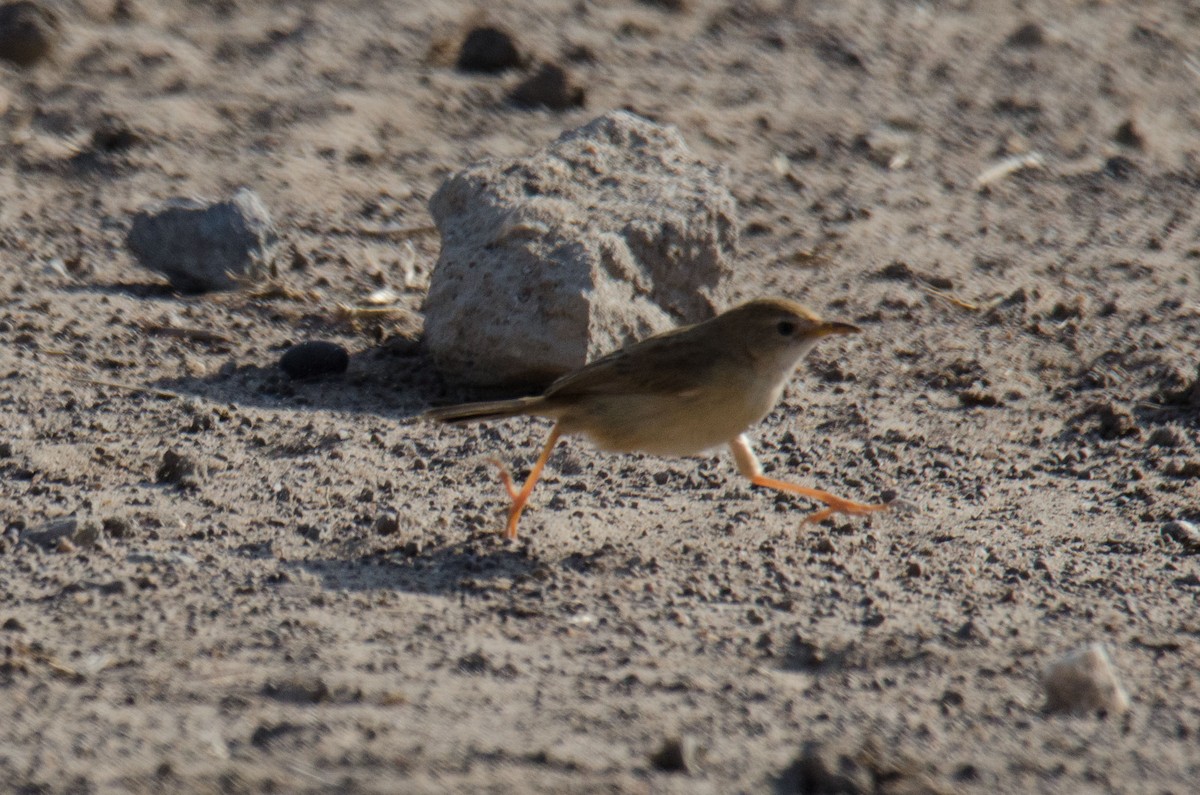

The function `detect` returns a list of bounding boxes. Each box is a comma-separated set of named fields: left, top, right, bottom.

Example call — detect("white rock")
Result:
left=1042, top=643, right=1130, bottom=715
left=423, top=110, right=738, bottom=385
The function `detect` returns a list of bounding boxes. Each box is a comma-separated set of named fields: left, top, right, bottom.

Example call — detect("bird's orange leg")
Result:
left=492, top=423, right=563, bottom=540
left=729, top=434, right=891, bottom=524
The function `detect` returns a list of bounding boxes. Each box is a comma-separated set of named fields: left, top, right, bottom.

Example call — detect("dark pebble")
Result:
left=296, top=524, right=324, bottom=543
left=279, top=340, right=349, bottom=380
left=1004, top=22, right=1044, bottom=48
left=0, top=1, right=60, bottom=67
left=959, top=388, right=1001, bottom=408
left=102, top=516, right=135, bottom=539
left=1113, top=118, right=1145, bottom=149
left=261, top=676, right=329, bottom=704
left=457, top=25, right=522, bottom=73
left=374, top=513, right=400, bottom=536
left=156, top=449, right=202, bottom=487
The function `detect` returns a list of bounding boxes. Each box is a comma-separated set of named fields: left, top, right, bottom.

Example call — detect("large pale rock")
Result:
left=423, top=110, right=738, bottom=386
left=127, top=187, right=280, bottom=293
left=1042, top=643, right=1130, bottom=715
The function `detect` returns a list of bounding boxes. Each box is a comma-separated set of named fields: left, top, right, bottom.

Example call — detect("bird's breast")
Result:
left=560, top=374, right=788, bottom=457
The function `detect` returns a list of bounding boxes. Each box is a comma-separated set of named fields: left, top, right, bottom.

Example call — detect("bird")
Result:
left=422, top=297, right=893, bottom=539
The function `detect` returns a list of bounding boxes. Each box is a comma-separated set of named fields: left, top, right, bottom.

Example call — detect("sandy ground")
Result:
left=2, top=1, right=1199, bottom=792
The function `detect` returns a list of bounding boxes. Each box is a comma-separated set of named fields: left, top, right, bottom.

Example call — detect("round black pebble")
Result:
left=456, top=26, right=521, bottom=73
left=279, top=341, right=349, bottom=380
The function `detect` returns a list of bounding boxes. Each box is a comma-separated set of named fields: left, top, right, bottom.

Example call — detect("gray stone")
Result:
left=21, top=516, right=77, bottom=546
left=1042, top=643, right=1130, bottom=715
left=127, top=187, right=280, bottom=292
left=423, top=110, right=738, bottom=386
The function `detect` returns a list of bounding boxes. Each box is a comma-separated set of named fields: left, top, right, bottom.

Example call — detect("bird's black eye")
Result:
left=776, top=320, right=796, bottom=336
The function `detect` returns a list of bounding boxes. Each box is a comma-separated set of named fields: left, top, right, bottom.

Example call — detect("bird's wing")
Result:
left=544, top=326, right=731, bottom=402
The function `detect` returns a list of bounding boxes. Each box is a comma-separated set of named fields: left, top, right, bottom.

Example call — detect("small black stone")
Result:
left=1005, top=22, right=1045, bottom=48
left=457, top=26, right=522, bottom=73
left=0, top=1, right=60, bottom=67
left=156, top=449, right=202, bottom=487
left=279, top=340, right=349, bottom=380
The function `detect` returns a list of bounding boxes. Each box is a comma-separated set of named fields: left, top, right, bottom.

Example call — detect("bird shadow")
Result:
left=293, top=531, right=543, bottom=597
left=291, top=527, right=632, bottom=602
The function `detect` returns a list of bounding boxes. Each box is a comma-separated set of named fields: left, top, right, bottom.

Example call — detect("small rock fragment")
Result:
left=1005, top=22, right=1045, bottom=48
left=456, top=25, right=522, bottom=73
left=424, top=110, right=737, bottom=385
left=296, top=524, right=323, bottom=543
left=1042, top=643, right=1130, bottom=715
left=1081, top=400, right=1140, bottom=440
left=261, top=676, right=329, bottom=704
left=0, top=1, right=59, bottom=67
left=1147, top=426, right=1185, bottom=448
left=1113, top=119, right=1145, bottom=150
left=1163, top=459, right=1200, bottom=479
left=101, top=516, right=134, bottom=539
left=509, top=62, right=585, bottom=110
left=71, top=518, right=101, bottom=548
left=279, top=340, right=349, bottom=380
left=455, top=650, right=491, bottom=675
left=89, top=114, right=141, bottom=154
left=812, top=537, right=837, bottom=554
left=126, top=188, right=281, bottom=292
left=863, top=124, right=912, bottom=170
left=374, top=512, right=400, bottom=536
left=22, top=516, right=77, bottom=546
left=156, top=450, right=203, bottom=488
left=1155, top=364, right=1199, bottom=407
left=250, top=721, right=304, bottom=749
left=959, top=388, right=1001, bottom=408
left=649, top=735, right=699, bottom=773
left=1162, top=520, right=1200, bottom=552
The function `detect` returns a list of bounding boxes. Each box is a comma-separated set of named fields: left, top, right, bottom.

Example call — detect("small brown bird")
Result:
left=423, top=297, right=892, bottom=539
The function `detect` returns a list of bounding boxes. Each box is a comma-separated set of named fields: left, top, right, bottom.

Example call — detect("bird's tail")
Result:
left=421, top=396, right=545, bottom=425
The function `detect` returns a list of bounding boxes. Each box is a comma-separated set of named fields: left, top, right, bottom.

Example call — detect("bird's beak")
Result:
left=815, top=320, right=861, bottom=337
